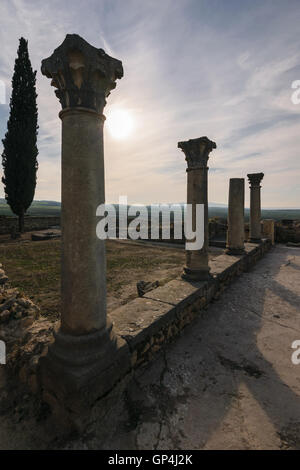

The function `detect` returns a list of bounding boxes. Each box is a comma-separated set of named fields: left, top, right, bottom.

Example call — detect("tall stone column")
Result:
left=226, top=178, right=245, bottom=255
left=40, top=34, right=130, bottom=427
left=178, top=137, right=216, bottom=281
left=247, top=172, right=264, bottom=242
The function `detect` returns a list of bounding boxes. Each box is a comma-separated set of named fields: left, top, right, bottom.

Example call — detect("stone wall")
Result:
left=0, top=216, right=60, bottom=235
left=123, top=219, right=227, bottom=246
left=275, top=221, right=300, bottom=243
left=111, top=239, right=272, bottom=369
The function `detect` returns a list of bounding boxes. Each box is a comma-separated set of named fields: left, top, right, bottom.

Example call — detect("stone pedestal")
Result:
left=262, top=219, right=275, bottom=245
left=178, top=137, right=216, bottom=281
left=39, top=34, right=130, bottom=429
left=226, top=178, right=245, bottom=255
left=248, top=172, right=264, bottom=242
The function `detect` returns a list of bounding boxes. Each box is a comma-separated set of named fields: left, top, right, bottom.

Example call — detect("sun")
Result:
left=106, top=109, right=134, bottom=140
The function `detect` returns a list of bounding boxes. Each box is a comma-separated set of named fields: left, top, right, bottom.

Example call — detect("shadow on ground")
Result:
left=91, top=245, right=300, bottom=450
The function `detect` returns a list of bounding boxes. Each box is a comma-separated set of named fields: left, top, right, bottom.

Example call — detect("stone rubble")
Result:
left=0, top=264, right=57, bottom=393
left=136, top=280, right=159, bottom=297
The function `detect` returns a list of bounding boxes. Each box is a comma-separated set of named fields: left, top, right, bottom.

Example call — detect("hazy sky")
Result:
left=0, top=0, right=300, bottom=208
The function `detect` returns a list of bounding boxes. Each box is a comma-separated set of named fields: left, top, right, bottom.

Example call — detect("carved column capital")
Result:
left=41, top=34, right=123, bottom=114
left=247, top=172, right=264, bottom=188
left=178, top=136, right=216, bottom=170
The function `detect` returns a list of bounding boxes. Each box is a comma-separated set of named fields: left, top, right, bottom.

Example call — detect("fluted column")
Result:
left=40, top=35, right=130, bottom=425
left=178, top=137, right=216, bottom=281
left=248, top=172, right=264, bottom=242
left=226, top=178, right=245, bottom=255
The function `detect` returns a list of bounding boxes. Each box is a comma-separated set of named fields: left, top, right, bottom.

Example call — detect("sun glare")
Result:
left=106, top=109, right=134, bottom=140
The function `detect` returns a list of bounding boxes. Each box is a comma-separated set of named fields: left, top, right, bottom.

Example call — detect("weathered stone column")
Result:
left=226, top=178, right=245, bottom=255
left=178, top=137, right=216, bottom=281
left=40, top=34, right=130, bottom=427
left=247, top=172, right=264, bottom=242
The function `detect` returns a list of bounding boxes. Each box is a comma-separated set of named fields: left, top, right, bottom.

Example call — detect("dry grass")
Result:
left=0, top=238, right=186, bottom=319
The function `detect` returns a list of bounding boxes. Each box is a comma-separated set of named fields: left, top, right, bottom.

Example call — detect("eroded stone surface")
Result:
left=41, top=34, right=123, bottom=113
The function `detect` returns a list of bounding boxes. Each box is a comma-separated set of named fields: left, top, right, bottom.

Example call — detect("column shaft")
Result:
left=185, top=167, right=209, bottom=278
left=226, top=178, right=245, bottom=255
left=250, top=186, right=261, bottom=240
left=60, top=108, right=106, bottom=335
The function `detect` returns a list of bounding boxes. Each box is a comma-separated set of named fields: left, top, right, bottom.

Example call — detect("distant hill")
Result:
left=208, top=206, right=300, bottom=222
left=0, top=199, right=298, bottom=222
left=0, top=199, right=61, bottom=216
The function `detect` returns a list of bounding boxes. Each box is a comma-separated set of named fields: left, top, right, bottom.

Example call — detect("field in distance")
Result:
left=0, top=200, right=299, bottom=221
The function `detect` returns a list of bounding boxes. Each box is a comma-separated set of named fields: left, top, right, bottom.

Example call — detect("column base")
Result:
left=38, top=319, right=131, bottom=432
left=225, top=247, right=245, bottom=256
left=182, top=266, right=211, bottom=281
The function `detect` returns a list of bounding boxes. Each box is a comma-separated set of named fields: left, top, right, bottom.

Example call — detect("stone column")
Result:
left=178, top=137, right=216, bottom=281
left=247, top=172, right=264, bottom=242
left=40, top=34, right=130, bottom=427
left=226, top=178, right=245, bottom=255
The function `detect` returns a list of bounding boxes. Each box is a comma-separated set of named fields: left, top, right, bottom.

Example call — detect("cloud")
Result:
left=0, top=0, right=299, bottom=208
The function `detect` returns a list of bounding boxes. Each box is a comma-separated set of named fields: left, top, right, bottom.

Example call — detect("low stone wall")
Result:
left=0, top=216, right=60, bottom=235
left=275, top=222, right=300, bottom=243
left=111, top=239, right=272, bottom=369
left=125, top=219, right=227, bottom=246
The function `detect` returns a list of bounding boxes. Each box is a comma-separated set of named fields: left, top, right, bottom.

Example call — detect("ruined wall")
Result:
left=0, top=265, right=56, bottom=393
left=111, top=240, right=273, bottom=370
left=275, top=221, right=300, bottom=243
left=125, top=219, right=227, bottom=246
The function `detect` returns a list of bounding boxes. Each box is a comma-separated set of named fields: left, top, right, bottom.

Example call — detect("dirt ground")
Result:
left=0, top=233, right=220, bottom=318
left=0, top=244, right=299, bottom=449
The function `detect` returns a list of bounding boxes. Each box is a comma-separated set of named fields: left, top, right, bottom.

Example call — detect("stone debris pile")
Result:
left=0, top=264, right=56, bottom=393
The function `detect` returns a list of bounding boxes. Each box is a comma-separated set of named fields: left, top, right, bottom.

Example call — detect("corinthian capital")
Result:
left=41, top=34, right=123, bottom=114
left=247, top=172, right=264, bottom=187
left=178, top=136, right=216, bottom=169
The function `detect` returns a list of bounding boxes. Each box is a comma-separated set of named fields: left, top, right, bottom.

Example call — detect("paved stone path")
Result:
left=92, top=245, right=300, bottom=450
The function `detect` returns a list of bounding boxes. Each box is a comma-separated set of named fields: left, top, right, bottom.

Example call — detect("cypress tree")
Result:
left=2, top=37, right=38, bottom=233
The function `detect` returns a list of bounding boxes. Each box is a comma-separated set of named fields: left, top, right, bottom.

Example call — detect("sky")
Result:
left=0, top=0, right=300, bottom=208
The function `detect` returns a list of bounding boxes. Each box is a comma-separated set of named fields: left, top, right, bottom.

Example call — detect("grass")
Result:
left=0, top=238, right=185, bottom=320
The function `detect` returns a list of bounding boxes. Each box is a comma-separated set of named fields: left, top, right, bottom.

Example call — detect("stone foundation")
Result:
left=111, top=239, right=272, bottom=369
